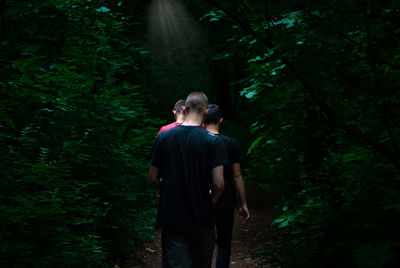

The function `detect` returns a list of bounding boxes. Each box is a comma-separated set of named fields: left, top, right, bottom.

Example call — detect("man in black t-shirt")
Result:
left=205, top=104, right=250, bottom=268
left=149, top=92, right=228, bottom=268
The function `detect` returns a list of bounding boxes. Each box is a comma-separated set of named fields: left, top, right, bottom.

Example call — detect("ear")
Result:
left=219, top=117, right=223, bottom=124
left=172, top=110, right=176, bottom=115
left=205, top=108, right=209, bottom=115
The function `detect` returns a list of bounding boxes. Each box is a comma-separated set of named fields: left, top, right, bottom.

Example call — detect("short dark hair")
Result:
left=185, top=92, right=208, bottom=114
left=173, top=99, right=186, bottom=113
left=205, top=104, right=222, bottom=125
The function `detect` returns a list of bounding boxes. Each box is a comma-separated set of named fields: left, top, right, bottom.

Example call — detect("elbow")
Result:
left=216, top=179, right=225, bottom=193
left=148, top=165, right=160, bottom=187
left=233, top=174, right=243, bottom=184
left=213, top=177, right=225, bottom=194
left=212, top=180, right=225, bottom=204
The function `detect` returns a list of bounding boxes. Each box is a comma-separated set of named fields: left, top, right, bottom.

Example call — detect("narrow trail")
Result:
left=123, top=180, right=278, bottom=267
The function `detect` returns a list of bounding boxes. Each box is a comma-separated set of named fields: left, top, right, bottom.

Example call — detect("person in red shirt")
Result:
left=156, top=99, right=186, bottom=268
left=157, top=99, right=186, bottom=137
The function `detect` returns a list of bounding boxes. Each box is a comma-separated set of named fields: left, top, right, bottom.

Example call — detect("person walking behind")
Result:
left=156, top=99, right=187, bottom=268
left=157, top=99, right=186, bottom=137
left=149, top=92, right=228, bottom=268
left=205, top=104, right=250, bottom=268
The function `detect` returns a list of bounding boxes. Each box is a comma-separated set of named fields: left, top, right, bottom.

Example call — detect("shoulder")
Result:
left=169, top=122, right=181, bottom=128
left=229, top=136, right=240, bottom=147
left=206, top=131, right=218, bottom=139
left=193, top=129, right=221, bottom=147
left=218, top=134, right=242, bottom=155
left=160, top=122, right=180, bottom=132
left=217, top=134, right=229, bottom=142
left=159, top=124, right=181, bottom=139
left=208, top=133, right=226, bottom=150
left=157, top=124, right=169, bottom=137
left=217, top=134, right=236, bottom=146
left=203, top=130, right=222, bottom=144
left=223, top=134, right=239, bottom=145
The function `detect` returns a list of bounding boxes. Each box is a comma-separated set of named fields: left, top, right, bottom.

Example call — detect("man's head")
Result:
left=205, top=104, right=223, bottom=125
left=184, top=92, right=208, bottom=115
left=173, top=99, right=186, bottom=113
left=173, top=99, right=186, bottom=120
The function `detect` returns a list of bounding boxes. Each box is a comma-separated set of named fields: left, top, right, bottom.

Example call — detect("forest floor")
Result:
left=121, top=180, right=279, bottom=267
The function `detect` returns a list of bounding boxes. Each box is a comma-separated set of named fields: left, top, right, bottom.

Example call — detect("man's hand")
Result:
left=232, top=163, right=250, bottom=224
left=238, top=204, right=250, bottom=225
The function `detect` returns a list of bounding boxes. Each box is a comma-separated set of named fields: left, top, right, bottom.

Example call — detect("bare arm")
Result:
left=148, top=165, right=161, bottom=198
left=232, top=163, right=250, bottom=224
left=211, top=165, right=225, bottom=204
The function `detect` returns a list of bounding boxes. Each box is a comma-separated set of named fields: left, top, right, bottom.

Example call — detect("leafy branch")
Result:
left=205, top=0, right=400, bottom=171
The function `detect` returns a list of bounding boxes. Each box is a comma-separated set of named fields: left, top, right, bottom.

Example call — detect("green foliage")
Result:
left=1, top=0, right=159, bottom=266
left=3, top=0, right=400, bottom=266
left=204, top=0, right=400, bottom=266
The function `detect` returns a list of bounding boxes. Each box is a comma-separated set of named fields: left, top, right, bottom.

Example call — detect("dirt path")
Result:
left=214, top=208, right=277, bottom=268
left=122, top=181, right=278, bottom=267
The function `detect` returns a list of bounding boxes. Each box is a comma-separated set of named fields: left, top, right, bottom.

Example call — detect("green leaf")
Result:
left=247, top=136, right=264, bottom=154
left=96, top=7, right=111, bottom=13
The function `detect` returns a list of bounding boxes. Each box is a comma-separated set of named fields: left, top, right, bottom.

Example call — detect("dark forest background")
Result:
left=1, top=0, right=400, bottom=267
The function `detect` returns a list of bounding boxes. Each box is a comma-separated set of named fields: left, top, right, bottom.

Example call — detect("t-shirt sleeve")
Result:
left=209, top=137, right=229, bottom=169
left=149, top=136, right=163, bottom=167
left=230, top=138, right=243, bottom=164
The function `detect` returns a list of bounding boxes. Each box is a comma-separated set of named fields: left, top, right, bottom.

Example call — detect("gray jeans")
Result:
left=162, top=227, right=215, bottom=268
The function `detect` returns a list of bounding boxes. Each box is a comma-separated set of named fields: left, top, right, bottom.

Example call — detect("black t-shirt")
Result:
left=150, top=125, right=228, bottom=230
left=215, top=134, right=243, bottom=210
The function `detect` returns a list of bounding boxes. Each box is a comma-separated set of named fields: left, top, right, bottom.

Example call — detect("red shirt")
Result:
left=157, top=122, right=205, bottom=137
left=157, top=122, right=182, bottom=137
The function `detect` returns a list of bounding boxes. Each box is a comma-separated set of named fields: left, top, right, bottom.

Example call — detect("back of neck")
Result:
left=182, top=113, right=203, bottom=126
left=176, top=113, right=185, bottom=124
left=205, top=124, right=219, bottom=134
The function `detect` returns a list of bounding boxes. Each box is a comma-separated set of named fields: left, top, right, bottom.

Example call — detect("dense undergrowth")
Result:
left=1, top=1, right=159, bottom=266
